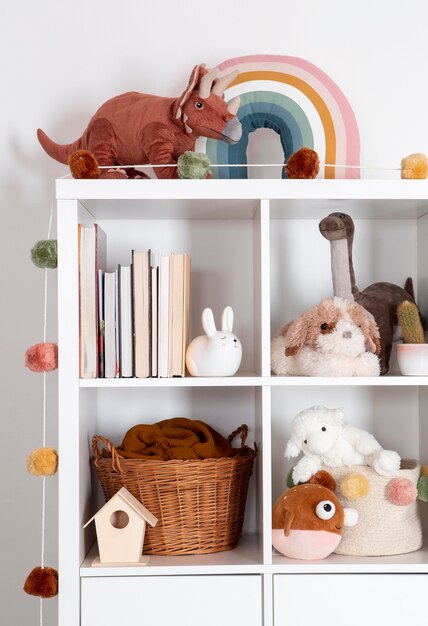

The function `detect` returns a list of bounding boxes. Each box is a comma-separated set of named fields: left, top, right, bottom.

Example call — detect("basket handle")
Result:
left=228, top=424, right=248, bottom=448
left=92, top=435, right=125, bottom=474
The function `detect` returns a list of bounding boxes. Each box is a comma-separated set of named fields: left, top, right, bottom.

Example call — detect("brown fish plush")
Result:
left=272, top=471, right=358, bottom=560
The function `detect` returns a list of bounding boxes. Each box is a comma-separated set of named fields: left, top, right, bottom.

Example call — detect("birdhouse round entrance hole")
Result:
left=110, top=510, right=129, bottom=529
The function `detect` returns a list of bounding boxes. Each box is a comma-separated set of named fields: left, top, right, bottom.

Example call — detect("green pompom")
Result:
left=417, top=475, right=428, bottom=501
left=286, top=469, right=296, bottom=489
left=177, top=151, right=211, bottom=179
left=31, top=240, right=57, bottom=269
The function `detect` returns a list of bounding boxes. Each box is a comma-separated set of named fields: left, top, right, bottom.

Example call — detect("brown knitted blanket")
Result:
left=117, top=417, right=235, bottom=460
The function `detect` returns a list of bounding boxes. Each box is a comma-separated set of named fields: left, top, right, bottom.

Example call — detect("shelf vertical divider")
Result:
left=57, top=198, right=81, bottom=626
left=262, top=385, right=272, bottom=564
left=259, top=199, right=271, bottom=377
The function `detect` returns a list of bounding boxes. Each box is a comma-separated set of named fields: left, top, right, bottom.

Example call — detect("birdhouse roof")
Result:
left=83, top=487, right=158, bottom=528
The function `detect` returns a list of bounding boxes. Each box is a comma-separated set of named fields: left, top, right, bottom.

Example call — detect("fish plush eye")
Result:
left=316, top=500, right=336, bottom=520
left=195, top=102, right=204, bottom=110
left=321, top=427, right=326, bottom=432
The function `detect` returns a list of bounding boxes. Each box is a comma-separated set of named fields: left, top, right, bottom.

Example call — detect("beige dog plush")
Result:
left=271, top=297, right=381, bottom=377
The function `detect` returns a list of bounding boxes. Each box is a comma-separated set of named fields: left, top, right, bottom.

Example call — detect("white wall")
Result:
left=2, top=1, right=428, bottom=623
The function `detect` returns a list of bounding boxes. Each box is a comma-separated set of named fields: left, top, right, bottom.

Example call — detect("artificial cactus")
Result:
left=397, top=300, right=425, bottom=343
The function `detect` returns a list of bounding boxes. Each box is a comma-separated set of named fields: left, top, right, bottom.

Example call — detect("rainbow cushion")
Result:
left=196, top=55, right=360, bottom=179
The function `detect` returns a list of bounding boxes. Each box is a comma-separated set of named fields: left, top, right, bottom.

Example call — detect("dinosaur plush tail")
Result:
left=37, top=129, right=82, bottom=165
left=404, top=277, right=415, bottom=300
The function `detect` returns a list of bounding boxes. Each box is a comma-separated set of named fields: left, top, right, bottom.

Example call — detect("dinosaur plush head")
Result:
left=319, top=212, right=355, bottom=243
left=173, top=65, right=242, bottom=144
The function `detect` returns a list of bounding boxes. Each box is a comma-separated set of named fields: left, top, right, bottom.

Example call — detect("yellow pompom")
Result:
left=340, top=473, right=370, bottom=500
left=26, top=447, right=58, bottom=476
left=401, top=153, right=428, bottom=179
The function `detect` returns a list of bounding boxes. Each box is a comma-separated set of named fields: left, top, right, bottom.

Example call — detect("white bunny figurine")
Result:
left=186, top=306, right=242, bottom=376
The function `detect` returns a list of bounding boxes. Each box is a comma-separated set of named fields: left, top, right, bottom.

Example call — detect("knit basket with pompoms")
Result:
left=325, top=460, right=422, bottom=556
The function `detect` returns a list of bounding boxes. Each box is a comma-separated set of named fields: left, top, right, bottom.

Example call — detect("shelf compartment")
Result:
left=81, top=533, right=262, bottom=576
left=271, top=540, right=428, bottom=572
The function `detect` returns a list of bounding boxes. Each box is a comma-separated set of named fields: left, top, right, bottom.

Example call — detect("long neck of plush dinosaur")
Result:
left=330, top=234, right=359, bottom=301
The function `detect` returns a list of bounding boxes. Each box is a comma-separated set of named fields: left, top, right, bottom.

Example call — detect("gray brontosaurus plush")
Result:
left=319, top=212, right=418, bottom=375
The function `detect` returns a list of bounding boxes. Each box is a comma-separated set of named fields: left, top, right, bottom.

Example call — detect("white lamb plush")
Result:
left=286, top=406, right=401, bottom=484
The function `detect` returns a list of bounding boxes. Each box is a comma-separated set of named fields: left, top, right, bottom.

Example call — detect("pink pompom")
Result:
left=25, top=343, right=58, bottom=372
left=386, top=478, right=417, bottom=506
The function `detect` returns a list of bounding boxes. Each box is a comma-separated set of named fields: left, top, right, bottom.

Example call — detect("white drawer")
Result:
left=274, top=574, right=427, bottom=626
left=82, top=575, right=262, bottom=626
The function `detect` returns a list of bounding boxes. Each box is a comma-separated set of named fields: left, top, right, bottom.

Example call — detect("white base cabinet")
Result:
left=81, top=575, right=262, bottom=626
left=274, top=575, right=427, bottom=625
left=57, top=179, right=428, bottom=626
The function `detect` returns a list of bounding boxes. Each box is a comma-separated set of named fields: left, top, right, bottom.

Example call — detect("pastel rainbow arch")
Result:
left=197, top=55, right=360, bottom=179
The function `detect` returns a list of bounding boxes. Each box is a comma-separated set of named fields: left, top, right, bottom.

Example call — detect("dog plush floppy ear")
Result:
left=285, top=440, right=301, bottom=458
left=283, top=314, right=309, bottom=357
left=348, top=301, right=381, bottom=355
left=365, top=315, right=382, bottom=355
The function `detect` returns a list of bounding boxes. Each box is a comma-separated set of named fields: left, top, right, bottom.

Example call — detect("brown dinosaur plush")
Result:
left=319, top=212, right=419, bottom=374
left=37, top=65, right=242, bottom=179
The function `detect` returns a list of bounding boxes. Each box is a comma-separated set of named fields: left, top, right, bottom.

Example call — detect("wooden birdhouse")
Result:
left=83, top=487, right=158, bottom=566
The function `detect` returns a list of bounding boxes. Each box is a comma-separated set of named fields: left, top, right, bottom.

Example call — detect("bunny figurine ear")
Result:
left=221, top=306, right=234, bottom=332
left=202, top=308, right=217, bottom=338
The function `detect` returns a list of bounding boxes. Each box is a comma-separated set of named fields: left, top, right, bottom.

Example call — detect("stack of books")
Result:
left=78, top=224, right=191, bottom=379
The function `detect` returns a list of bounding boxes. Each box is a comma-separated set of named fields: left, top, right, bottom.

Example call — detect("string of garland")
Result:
left=24, top=200, right=59, bottom=623
left=66, top=148, right=428, bottom=180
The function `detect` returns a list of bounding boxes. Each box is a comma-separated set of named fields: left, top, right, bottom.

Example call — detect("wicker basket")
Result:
left=92, top=425, right=256, bottom=556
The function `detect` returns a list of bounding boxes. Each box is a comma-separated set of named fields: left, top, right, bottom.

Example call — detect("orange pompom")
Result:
left=69, top=150, right=100, bottom=179
left=25, top=342, right=58, bottom=372
left=401, top=153, right=428, bottom=179
left=24, top=566, right=58, bottom=598
left=26, top=447, right=58, bottom=476
left=285, top=147, right=320, bottom=179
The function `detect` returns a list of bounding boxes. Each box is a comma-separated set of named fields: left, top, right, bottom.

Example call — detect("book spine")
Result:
left=98, top=269, right=105, bottom=378
left=114, top=269, right=120, bottom=377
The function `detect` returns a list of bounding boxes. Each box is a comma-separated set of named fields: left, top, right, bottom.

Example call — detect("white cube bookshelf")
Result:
left=57, top=179, right=428, bottom=626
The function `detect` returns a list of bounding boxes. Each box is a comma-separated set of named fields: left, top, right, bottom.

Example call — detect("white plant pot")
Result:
left=396, top=342, right=428, bottom=375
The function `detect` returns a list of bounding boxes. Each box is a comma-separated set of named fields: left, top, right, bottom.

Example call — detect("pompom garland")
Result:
left=26, top=447, right=58, bottom=476
left=386, top=477, right=417, bottom=506
left=69, top=149, right=100, bottom=179
left=285, top=147, right=320, bottom=179
left=63, top=147, right=428, bottom=180
left=25, top=342, right=58, bottom=372
left=24, top=567, right=58, bottom=598
left=31, top=240, right=57, bottom=269
left=178, top=151, right=211, bottom=179
left=26, top=202, right=58, bottom=622
left=401, top=153, right=428, bottom=179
